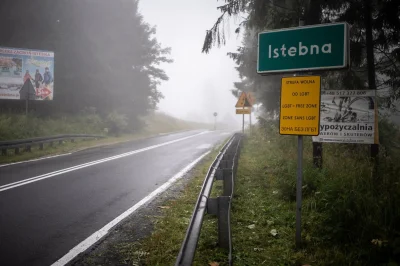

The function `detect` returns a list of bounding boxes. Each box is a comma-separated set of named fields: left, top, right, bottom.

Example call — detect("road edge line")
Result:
left=50, top=150, right=211, bottom=266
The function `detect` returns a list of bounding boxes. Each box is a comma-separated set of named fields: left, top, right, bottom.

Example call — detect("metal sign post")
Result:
left=213, top=112, right=218, bottom=131
left=296, top=135, right=303, bottom=247
left=280, top=75, right=321, bottom=248
left=249, top=111, right=252, bottom=134
left=242, top=107, right=244, bottom=134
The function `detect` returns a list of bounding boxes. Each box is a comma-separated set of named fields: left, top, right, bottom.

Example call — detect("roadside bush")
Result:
left=0, top=113, right=104, bottom=140
left=106, top=111, right=129, bottom=136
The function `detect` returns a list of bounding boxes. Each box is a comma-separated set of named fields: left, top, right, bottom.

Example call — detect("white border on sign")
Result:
left=257, top=22, right=349, bottom=74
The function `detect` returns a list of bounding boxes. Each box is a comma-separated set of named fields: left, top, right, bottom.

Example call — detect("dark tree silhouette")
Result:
left=202, top=0, right=400, bottom=114
left=0, top=0, right=172, bottom=127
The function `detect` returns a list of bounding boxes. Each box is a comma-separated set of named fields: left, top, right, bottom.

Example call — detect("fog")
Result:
left=139, top=0, right=245, bottom=127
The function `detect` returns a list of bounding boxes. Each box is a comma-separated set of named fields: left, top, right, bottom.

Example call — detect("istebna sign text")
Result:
left=257, top=23, right=349, bottom=74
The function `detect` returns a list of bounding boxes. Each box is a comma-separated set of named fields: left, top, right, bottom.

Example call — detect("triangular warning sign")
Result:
left=235, top=92, right=252, bottom=108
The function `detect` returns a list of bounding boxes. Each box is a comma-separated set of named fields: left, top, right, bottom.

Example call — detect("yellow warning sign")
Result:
left=236, top=108, right=251, bottom=114
left=235, top=92, right=252, bottom=108
left=280, top=76, right=321, bottom=136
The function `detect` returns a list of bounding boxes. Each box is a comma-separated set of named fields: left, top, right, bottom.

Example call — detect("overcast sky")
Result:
left=138, top=0, right=243, bottom=124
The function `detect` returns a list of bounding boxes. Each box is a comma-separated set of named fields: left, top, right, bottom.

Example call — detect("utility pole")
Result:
left=249, top=109, right=252, bottom=134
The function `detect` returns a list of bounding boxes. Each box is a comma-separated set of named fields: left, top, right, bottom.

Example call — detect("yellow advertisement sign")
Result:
left=280, top=76, right=321, bottom=136
left=236, top=108, right=251, bottom=114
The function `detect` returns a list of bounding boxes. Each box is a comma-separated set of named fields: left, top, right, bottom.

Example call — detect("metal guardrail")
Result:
left=175, top=133, right=242, bottom=266
left=0, top=134, right=105, bottom=156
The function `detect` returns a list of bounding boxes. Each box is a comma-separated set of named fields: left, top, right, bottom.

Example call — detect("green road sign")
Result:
left=257, top=23, right=349, bottom=74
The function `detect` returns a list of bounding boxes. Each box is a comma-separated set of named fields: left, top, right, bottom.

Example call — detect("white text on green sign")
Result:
left=258, top=23, right=349, bottom=74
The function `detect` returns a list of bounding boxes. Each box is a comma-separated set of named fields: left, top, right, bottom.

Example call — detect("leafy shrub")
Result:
left=0, top=112, right=104, bottom=140
left=105, top=111, right=129, bottom=136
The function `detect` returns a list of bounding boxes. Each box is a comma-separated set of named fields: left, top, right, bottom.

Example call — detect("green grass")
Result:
left=0, top=113, right=104, bottom=140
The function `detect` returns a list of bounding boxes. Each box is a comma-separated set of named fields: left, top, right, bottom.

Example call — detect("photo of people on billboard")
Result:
left=0, top=46, right=54, bottom=100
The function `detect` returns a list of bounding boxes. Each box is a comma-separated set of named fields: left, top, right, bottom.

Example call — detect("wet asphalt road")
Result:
left=0, top=130, right=231, bottom=266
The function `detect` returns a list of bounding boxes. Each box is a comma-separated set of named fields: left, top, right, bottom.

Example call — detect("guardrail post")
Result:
left=219, top=160, right=233, bottom=169
left=71, top=139, right=75, bottom=143
left=223, top=169, right=233, bottom=197
left=2, top=148, right=7, bottom=156
left=49, top=141, right=53, bottom=147
left=25, top=145, right=31, bottom=152
left=39, top=143, right=44, bottom=150
left=217, top=196, right=231, bottom=249
left=15, top=147, right=20, bottom=155
left=218, top=160, right=226, bottom=169
left=223, top=154, right=233, bottom=161
left=59, top=140, right=63, bottom=145
left=206, top=196, right=231, bottom=249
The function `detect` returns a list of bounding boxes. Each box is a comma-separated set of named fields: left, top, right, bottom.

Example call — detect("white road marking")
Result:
left=50, top=150, right=211, bottom=266
left=0, top=153, right=72, bottom=168
left=220, top=132, right=230, bottom=136
left=0, top=131, right=209, bottom=192
left=196, top=144, right=212, bottom=149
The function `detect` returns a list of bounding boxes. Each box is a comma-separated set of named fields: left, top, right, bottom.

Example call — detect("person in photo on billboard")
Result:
left=23, top=70, right=32, bottom=83
left=34, top=69, right=43, bottom=94
left=43, top=67, right=52, bottom=87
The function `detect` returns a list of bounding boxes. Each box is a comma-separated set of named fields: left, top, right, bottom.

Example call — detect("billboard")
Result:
left=0, top=47, right=54, bottom=100
left=312, top=90, right=377, bottom=144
